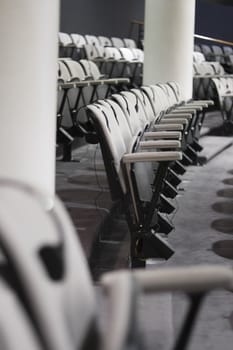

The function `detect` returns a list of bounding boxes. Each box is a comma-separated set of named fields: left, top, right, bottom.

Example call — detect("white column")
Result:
left=143, top=0, right=196, bottom=99
left=0, top=1, right=59, bottom=203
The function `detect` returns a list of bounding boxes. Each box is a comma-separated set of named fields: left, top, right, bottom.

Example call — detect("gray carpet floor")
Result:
left=166, top=142, right=233, bottom=350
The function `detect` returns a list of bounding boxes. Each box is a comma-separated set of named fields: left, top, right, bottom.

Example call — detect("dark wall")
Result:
left=195, top=0, right=233, bottom=42
left=60, top=0, right=144, bottom=38
left=60, top=0, right=233, bottom=42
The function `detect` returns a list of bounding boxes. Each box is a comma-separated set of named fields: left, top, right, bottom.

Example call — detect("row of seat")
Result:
left=194, top=43, right=233, bottom=73
left=59, top=32, right=138, bottom=51
left=85, top=81, right=213, bottom=266
left=57, top=58, right=130, bottom=159
left=1, top=181, right=233, bottom=350
left=59, top=32, right=144, bottom=86
left=193, top=57, right=233, bottom=125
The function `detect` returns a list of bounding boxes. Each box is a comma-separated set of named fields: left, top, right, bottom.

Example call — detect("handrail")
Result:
left=129, top=19, right=233, bottom=47
left=194, top=34, right=233, bottom=47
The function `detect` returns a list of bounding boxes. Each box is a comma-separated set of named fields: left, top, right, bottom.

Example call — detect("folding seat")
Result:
left=211, top=45, right=226, bottom=65
left=118, top=47, right=142, bottom=85
left=201, top=44, right=215, bottom=61
left=85, top=34, right=100, bottom=46
left=70, top=33, right=86, bottom=59
left=211, top=77, right=233, bottom=124
left=211, top=46, right=233, bottom=74
left=194, top=44, right=202, bottom=52
left=111, top=37, right=125, bottom=48
left=79, top=59, right=130, bottom=99
left=193, top=52, right=205, bottom=64
left=209, top=61, right=226, bottom=75
left=223, top=46, right=233, bottom=56
left=58, top=32, right=75, bottom=58
left=0, top=182, right=233, bottom=350
left=123, top=38, right=137, bottom=49
left=222, top=46, right=233, bottom=73
left=131, top=48, right=144, bottom=62
left=103, top=46, right=128, bottom=78
left=57, top=59, right=101, bottom=154
left=83, top=43, right=106, bottom=62
left=193, top=63, right=217, bottom=101
left=98, top=35, right=112, bottom=47
left=70, top=33, right=86, bottom=48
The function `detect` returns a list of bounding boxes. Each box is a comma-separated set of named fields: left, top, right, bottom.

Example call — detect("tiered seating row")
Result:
left=194, top=43, right=233, bottom=73
left=86, top=81, right=212, bottom=266
left=57, top=58, right=130, bottom=160
left=59, top=32, right=144, bottom=86
left=193, top=54, right=233, bottom=126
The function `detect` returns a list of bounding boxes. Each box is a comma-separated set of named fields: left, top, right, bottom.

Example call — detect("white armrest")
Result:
left=191, top=99, right=214, bottom=106
left=144, top=131, right=182, bottom=140
left=165, top=113, right=192, bottom=120
left=176, top=105, right=203, bottom=112
left=186, top=102, right=208, bottom=108
left=139, top=140, right=181, bottom=149
left=102, top=265, right=233, bottom=294
left=101, top=273, right=137, bottom=350
left=100, top=265, right=233, bottom=350
left=160, top=118, right=188, bottom=126
left=152, top=124, right=183, bottom=131
left=122, top=151, right=182, bottom=163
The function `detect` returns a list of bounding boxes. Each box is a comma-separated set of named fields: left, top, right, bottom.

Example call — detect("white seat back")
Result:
left=97, top=99, right=135, bottom=152
left=131, top=48, right=144, bottom=62
left=87, top=104, right=128, bottom=193
left=104, top=47, right=123, bottom=60
left=85, top=35, right=99, bottom=46
left=111, top=37, right=125, bottom=48
left=193, top=52, right=205, bottom=64
left=58, top=32, right=72, bottom=47
left=70, top=33, right=86, bottom=48
left=58, top=61, right=71, bottom=82
left=112, top=93, right=143, bottom=136
left=98, top=36, right=112, bottom=47
left=79, top=59, right=101, bottom=80
left=0, top=182, right=96, bottom=350
left=119, top=48, right=136, bottom=62
left=62, top=60, right=86, bottom=80
left=124, top=38, right=137, bottom=49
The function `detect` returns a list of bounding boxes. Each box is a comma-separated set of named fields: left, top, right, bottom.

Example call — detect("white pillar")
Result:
left=143, top=0, right=196, bottom=99
left=0, top=1, right=59, bottom=203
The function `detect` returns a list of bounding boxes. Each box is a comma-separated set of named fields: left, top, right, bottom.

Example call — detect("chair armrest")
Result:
left=139, top=140, right=181, bottom=149
left=122, top=151, right=182, bottom=164
left=160, top=118, right=188, bottom=126
left=165, top=113, right=192, bottom=120
left=144, top=131, right=182, bottom=140
left=101, top=273, right=139, bottom=350
left=152, top=124, right=184, bottom=131
left=191, top=99, right=214, bottom=106
left=102, top=265, right=233, bottom=294
left=100, top=265, right=233, bottom=350
left=176, top=105, right=203, bottom=112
